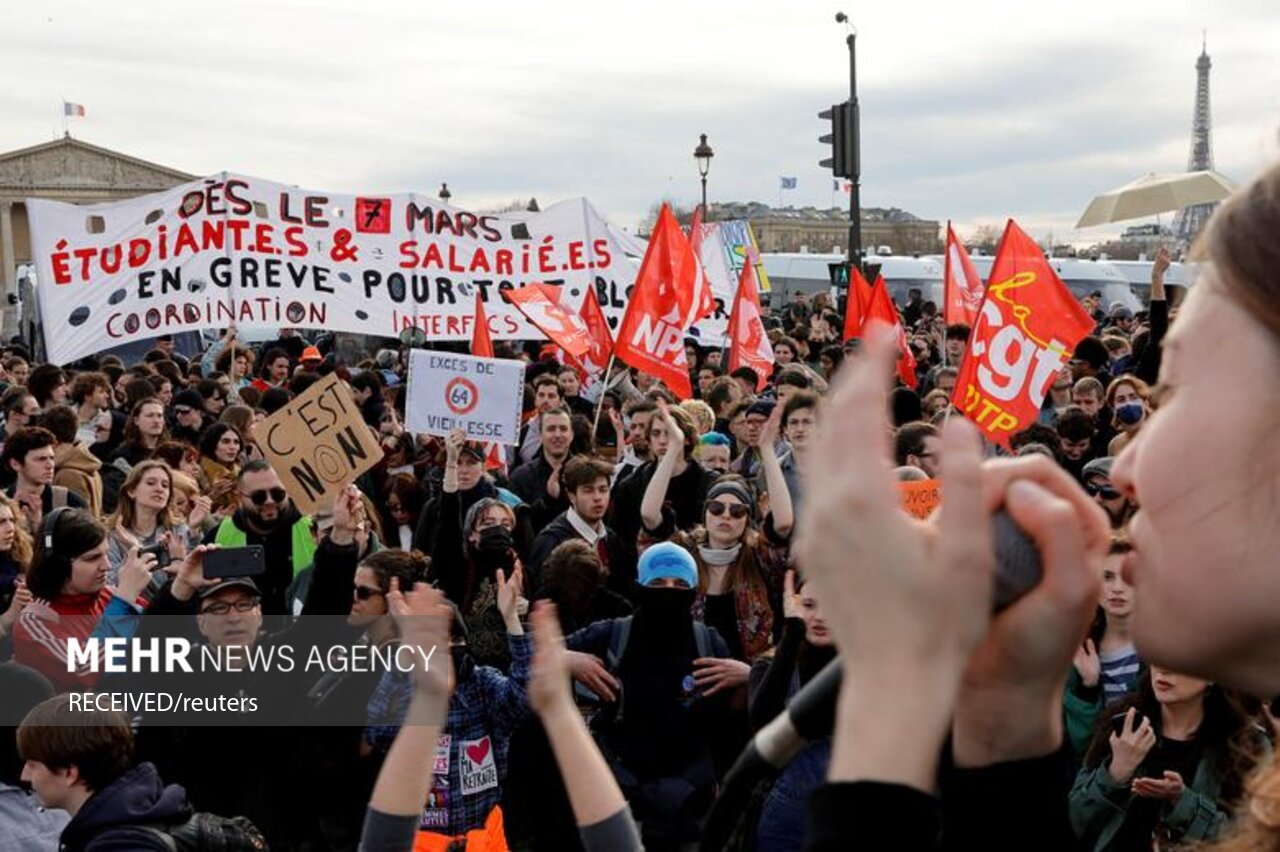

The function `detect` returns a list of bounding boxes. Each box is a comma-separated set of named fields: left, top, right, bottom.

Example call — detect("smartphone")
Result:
left=1111, top=712, right=1145, bottom=736
left=202, top=545, right=266, bottom=579
left=138, top=543, right=171, bottom=570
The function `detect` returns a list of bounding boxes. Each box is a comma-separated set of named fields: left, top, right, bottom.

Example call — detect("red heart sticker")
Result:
left=466, top=738, right=490, bottom=765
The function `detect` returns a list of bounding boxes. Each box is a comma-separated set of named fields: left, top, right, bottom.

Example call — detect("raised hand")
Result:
left=1073, top=639, right=1101, bottom=688
left=387, top=577, right=453, bottom=701
left=529, top=602, right=573, bottom=717
left=116, top=545, right=158, bottom=603
left=782, top=569, right=802, bottom=620
left=1107, top=707, right=1157, bottom=784
left=495, top=566, right=525, bottom=634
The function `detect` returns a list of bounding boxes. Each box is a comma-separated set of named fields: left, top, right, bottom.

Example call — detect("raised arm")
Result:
left=639, top=400, right=683, bottom=532
left=757, top=404, right=793, bottom=537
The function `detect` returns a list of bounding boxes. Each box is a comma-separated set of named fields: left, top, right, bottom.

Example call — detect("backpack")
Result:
left=135, top=812, right=269, bottom=851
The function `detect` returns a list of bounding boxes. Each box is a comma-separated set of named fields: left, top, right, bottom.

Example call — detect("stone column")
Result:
left=0, top=200, right=15, bottom=342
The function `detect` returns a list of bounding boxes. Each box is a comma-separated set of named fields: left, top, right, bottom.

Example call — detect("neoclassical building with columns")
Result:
left=0, top=135, right=195, bottom=340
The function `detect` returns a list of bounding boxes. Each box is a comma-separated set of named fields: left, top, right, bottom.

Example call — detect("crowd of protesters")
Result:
left=4, top=165, right=1280, bottom=852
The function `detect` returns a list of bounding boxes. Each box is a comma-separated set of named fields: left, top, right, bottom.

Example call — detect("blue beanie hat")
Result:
left=637, top=542, right=698, bottom=589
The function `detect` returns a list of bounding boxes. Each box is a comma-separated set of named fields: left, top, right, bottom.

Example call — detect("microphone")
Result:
left=700, top=510, right=1041, bottom=850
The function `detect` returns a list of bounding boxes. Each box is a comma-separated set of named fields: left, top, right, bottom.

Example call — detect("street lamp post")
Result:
left=693, top=133, right=714, bottom=217
left=438, top=182, right=452, bottom=203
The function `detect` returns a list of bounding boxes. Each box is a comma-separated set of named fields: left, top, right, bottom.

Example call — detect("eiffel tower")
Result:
left=1171, top=35, right=1216, bottom=243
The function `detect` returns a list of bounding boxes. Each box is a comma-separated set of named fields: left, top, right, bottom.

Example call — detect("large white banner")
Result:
left=26, top=174, right=639, bottom=364
left=404, top=350, right=526, bottom=445
left=690, top=220, right=770, bottom=348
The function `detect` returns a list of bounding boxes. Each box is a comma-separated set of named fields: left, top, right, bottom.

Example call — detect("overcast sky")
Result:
left=3, top=0, right=1279, bottom=245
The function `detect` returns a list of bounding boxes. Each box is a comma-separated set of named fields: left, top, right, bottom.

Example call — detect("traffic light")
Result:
left=818, top=101, right=857, bottom=179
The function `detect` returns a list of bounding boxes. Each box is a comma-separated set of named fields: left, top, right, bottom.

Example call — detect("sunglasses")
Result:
left=707, top=500, right=750, bottom=520
left=1083, top=482, right=1121, bottom=500
left=173, top=406, right=194, bottom=415
left=246, top=487, right=287, bottom=506
left=353, top=585, right=384, bottom=601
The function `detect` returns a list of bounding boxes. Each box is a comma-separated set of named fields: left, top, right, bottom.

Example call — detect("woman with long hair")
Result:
left=104, top=460, right=190, bottom=585
left=1105, top=375, right=1152, bottom=456
left=0, top=493, right=34, bottom=644
left=101, top=397, right=170, bottom=513
left=380, top=473, right=426, bottom=552
left=198, top=422, right=243, bottom=516
left=1070, top=668, right=1267, bottom=848
left=1065, top=533, right=1144, bottom=757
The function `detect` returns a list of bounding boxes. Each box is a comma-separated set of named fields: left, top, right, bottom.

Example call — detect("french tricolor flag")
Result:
left=63, top=102, right=86, bottom=117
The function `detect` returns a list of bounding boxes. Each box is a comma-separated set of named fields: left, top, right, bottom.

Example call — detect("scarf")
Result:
left=698, top=543, right=742, bottom=566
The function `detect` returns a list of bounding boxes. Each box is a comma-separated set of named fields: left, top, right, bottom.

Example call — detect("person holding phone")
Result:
left=104, top=461, right=190, bottom=586
left=1069, top=668, right=1267, bottom=849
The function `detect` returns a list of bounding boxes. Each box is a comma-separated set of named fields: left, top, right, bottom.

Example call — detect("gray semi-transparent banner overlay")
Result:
left=8, top=615, right=450, bottom=727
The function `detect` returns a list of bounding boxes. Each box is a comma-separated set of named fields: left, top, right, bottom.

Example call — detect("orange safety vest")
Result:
left=413, top=805, right=507, bottom=852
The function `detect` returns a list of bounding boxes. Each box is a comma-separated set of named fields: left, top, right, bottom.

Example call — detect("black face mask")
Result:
left=635, top=585, right=696, bottom=622
left=472, top=526, right=515, bottom=572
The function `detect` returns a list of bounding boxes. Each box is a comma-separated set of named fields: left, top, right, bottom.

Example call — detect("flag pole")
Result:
left=590, top=354, right=618, bottom=446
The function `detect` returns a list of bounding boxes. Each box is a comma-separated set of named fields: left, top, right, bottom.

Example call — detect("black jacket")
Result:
left=508, top=452, right=571, bottom=531
left=526, top=511, right=624, bottom=584
left=58, top=762, right=191, bottom=852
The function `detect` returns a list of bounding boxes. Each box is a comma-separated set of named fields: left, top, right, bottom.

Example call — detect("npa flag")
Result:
left=469, top=294, right=506, bottom=471
left=842, top=264, right=873, bottom=342
left=504, top=283, right=593, bottom=358
left=726, top=253, right=773, bottom=391
left=952, top=220, right=1094, bottom=448
left=613, top=204, right=714, bottom=398
left=63, top=102, right=86, bottom=117
left=944, top=222, right=985, bottom=327
left=864, top=275, right=918, bottom=389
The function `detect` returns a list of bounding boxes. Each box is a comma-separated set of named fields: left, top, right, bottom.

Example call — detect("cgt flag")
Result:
left=864, top=275, right=918, bottom=389
left=951, top=220, right=1094, bottom=448
left=944, top=222, right=985, bottom=327
left=504, top=282, right=593, bottom=358
left=726, top=251, right=773, bottom=391
left=613, top=203, right=713, bottom=398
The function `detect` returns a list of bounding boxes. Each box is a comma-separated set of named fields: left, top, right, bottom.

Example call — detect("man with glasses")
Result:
left=893, top=422, right=942, bottom=479
left=206, top=460, right=316, bottom=614
left=1081, top=456, right=1132, bottom=529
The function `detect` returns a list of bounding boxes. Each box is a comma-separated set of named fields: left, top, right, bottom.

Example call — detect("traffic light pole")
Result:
left=846, top=30, right=862, bottom=273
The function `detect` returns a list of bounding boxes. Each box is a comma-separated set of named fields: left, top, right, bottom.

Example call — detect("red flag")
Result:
left=864, top=275, right=918, bottom=389
left=944, top=222, right=985, bottom=327
left=613, top=204, right=711, bottom=399
left=567, top=285, right=614, bottom=384
left=951, top=220, right=1095, bottom=448
left=504, top=283, right=593, bottom=358
left=842, top=264, right=873, bottom=342
left=468, top=294, right=505, bottom=470
left=688, top=205, right=704, bottom=256
left=726, top=255, right=773, bottom=391
left=470, top=292, right=493, bottom=357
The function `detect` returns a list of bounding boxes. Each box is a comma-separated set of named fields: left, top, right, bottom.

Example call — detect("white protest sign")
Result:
left=25, top=174, right=637, bottom=364
left=405, top=350, right=525, bottom=445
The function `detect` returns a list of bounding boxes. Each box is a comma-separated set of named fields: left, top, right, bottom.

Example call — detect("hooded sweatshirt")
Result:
left=54, top=441, right=104, bottom=518
left=57, top=762, right=192, bottom=852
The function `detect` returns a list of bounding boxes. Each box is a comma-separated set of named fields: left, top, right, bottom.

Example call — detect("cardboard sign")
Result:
left=899, top=479, right=941, bottom=520
left=252, top=374, right=382, bottom=515
left=405, top=350, right=525, bottom=445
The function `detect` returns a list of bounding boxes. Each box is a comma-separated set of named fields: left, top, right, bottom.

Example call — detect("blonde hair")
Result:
left=170, top=470, right=200, bottom=499
left=679, top=399, right=716, bottom=435
left=109, top=460, right=177, bottom=532
left=0, top=493, right=34, bottom=570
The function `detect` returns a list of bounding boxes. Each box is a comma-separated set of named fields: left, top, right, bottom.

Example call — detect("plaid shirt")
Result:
left=364, top=632, right=532, bottom=836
